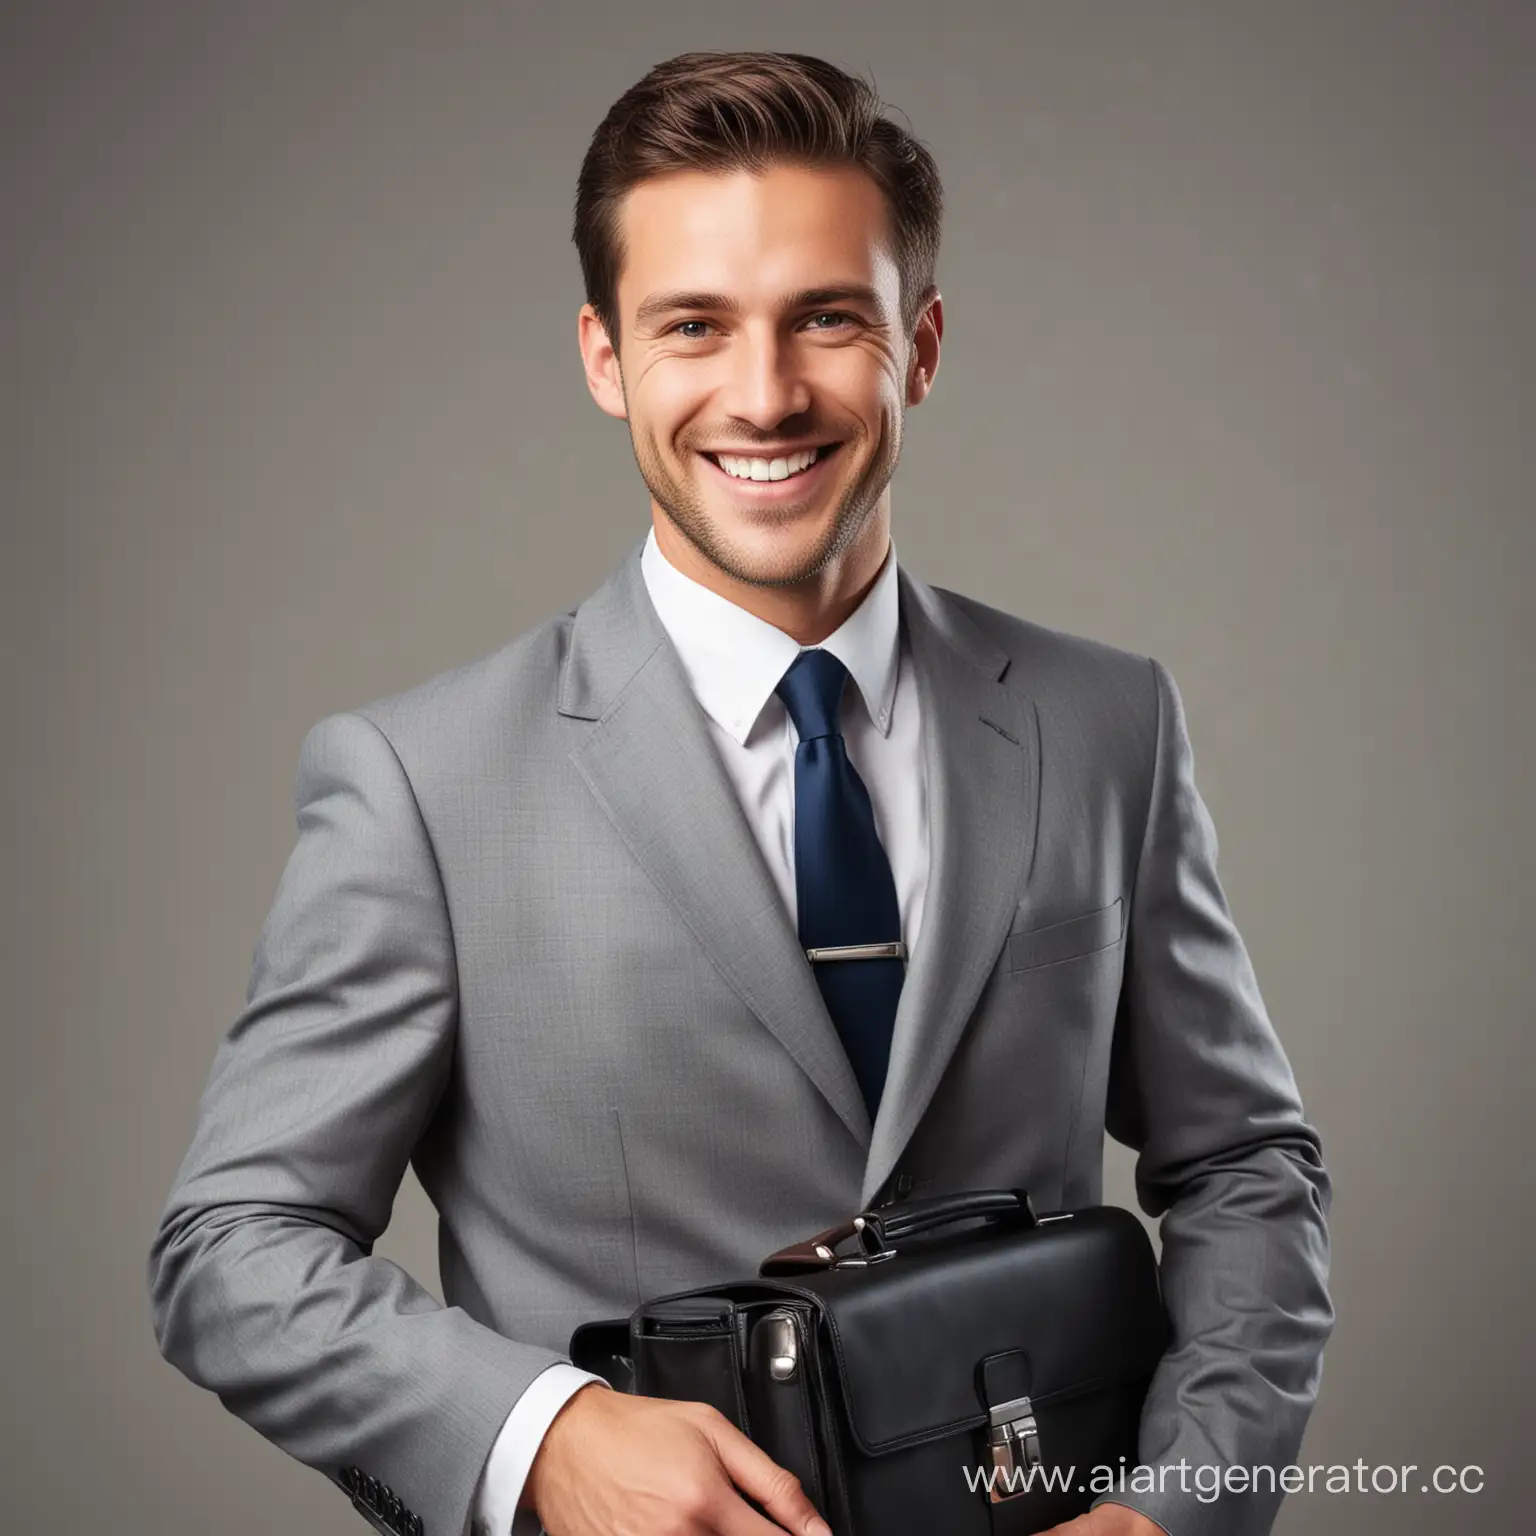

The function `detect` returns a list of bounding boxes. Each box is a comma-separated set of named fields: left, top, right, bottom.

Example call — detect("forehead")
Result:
left=615, top=163, right=897, bottom=315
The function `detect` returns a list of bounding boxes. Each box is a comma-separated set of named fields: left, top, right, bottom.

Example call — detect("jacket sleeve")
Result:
left=148, top=710, right=573, bottom=1536
left=1096, top=658, right=1335, bottom=1536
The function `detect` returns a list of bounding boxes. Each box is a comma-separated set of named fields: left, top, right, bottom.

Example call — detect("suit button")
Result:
left=893, top=1171, right=914, bottom=1198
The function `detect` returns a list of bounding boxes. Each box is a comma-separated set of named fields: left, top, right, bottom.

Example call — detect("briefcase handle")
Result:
left=760, top=1187, right=1039, bottom=1275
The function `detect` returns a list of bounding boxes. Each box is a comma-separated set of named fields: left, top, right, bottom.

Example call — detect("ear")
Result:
left=905, top=289, right=943, bottom=407
left=578, top=303, right=628, bottom=420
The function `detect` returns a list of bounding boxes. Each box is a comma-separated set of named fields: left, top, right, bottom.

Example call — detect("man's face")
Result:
left=580, top=163, right=939, bottom=590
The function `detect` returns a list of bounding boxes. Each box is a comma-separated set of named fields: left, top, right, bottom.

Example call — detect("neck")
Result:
left=651, top=505, right=892, bottom=646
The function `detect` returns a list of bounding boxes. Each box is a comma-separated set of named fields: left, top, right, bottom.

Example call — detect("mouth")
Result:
left=697, top=442, right=843, bottom=496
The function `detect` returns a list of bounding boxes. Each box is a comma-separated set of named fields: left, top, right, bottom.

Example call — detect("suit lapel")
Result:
left=860, top=570, right=1041, bottom=1208
left=560, top=540, right=872, bottom=1149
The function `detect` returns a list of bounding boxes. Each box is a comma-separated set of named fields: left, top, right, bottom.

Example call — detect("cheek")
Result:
left=632, top=363, right=714, bottom=441
left=819, top=351, right=902, bottom=427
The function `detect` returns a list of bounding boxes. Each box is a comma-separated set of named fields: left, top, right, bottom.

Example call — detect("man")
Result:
left=149, top=50, right=1332, bottom=1536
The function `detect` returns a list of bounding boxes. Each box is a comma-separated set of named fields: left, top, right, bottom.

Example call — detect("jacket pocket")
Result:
left=1005, top=897, right=1124, bottom=973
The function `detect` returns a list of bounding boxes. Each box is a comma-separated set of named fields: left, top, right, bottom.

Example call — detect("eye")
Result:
left=806, top=311, right=855, bottom=330
left=672, top=319, right=713, bottom=339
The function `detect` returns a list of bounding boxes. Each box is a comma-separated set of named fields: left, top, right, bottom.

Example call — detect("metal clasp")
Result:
left=761, top=1310, right=800, bottom=1382
left=830, top=1213, right=898, bottom=1269
left=805, top=940, right=908, bottom=963
left=985, top=1394, right=1041, bottom=1502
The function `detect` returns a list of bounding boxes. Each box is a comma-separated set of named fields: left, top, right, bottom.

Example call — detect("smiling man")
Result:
left=584, top=157, right=921, bottom=637
left=149, top=51, right=1333, bottom=1536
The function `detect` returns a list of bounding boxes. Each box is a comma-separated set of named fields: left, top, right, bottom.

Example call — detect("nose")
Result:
left=718, top=320, right=812, bottom=429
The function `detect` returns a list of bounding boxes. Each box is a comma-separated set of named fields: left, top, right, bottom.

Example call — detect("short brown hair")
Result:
left=574, top=51, right=943, bottom=344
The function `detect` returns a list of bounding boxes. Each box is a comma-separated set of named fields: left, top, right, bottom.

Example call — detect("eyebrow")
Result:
left=632, top=284, right=889, bottom=330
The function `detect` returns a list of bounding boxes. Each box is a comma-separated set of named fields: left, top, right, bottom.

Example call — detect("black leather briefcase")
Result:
left=569, top=1188, right=1168, bottom=1535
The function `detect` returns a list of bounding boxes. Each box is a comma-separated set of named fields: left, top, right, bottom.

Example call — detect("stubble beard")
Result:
left=628, top=415, right=903, bottom=590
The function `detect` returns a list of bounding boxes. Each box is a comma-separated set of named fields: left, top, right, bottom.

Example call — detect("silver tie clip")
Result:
left=804, top=941, right=908, bottom=963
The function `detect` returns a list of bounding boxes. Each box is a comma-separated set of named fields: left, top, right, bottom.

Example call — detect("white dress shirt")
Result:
left=470, top=527, right=930, bottom=1535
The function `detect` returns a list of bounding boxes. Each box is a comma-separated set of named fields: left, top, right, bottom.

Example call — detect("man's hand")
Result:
left=1043, top=1505, right=1166, bottom=1535
left=524, top=1383, right=833, bottom=1536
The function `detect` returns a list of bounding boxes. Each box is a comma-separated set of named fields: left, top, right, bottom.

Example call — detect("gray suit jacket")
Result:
left=149, top=538, right=1332, bottom=1536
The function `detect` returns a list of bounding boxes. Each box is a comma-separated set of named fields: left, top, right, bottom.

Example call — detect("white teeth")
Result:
left=715, top=447, right=822, bottom=481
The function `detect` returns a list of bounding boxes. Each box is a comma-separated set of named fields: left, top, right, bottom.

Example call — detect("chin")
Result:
left=654, top=449, right=876, bottom=587
left=714, top=518, right=855, bottom=587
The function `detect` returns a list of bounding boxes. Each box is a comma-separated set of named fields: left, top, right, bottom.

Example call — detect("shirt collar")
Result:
left=639, top=524, right=902, bottom=747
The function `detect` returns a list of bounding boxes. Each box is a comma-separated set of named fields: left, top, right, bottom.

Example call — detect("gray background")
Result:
left=3, top=2, right=1530, bottom=1531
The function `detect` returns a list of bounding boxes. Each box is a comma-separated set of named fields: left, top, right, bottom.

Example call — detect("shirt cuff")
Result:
left=467, top=1363, right=612, bottom=1536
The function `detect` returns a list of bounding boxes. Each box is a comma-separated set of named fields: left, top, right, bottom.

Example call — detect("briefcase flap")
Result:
left=794, top=1206, right=1166, bottom=1456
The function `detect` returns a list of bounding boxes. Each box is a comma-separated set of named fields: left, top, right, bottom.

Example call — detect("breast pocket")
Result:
left=1004, top=897, right=1124, bottom=973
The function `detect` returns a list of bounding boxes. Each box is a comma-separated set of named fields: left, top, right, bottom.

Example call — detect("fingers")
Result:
left=528, top=1388, right=832, bottom=1536
left=694, top=1405, right=832, bottom=1536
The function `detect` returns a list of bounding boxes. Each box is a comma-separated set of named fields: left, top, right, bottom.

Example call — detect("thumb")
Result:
left=705, top=1418, right=832, bottom=1536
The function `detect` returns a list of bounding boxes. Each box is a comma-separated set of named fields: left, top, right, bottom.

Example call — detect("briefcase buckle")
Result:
left=986, top=1394, right=1041, bottom=1501
left=761, top=1309, right=800, bottom=1382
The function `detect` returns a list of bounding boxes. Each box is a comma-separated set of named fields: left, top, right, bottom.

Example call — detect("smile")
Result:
left=700, top=443, right=842, bottom=491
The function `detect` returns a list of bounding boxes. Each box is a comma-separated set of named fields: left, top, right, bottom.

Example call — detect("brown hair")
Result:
left=574, top=51, right=943, bottom=344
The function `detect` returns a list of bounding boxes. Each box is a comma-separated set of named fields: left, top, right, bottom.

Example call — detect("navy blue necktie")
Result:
left=776, top=649, right=905, bottom=1122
